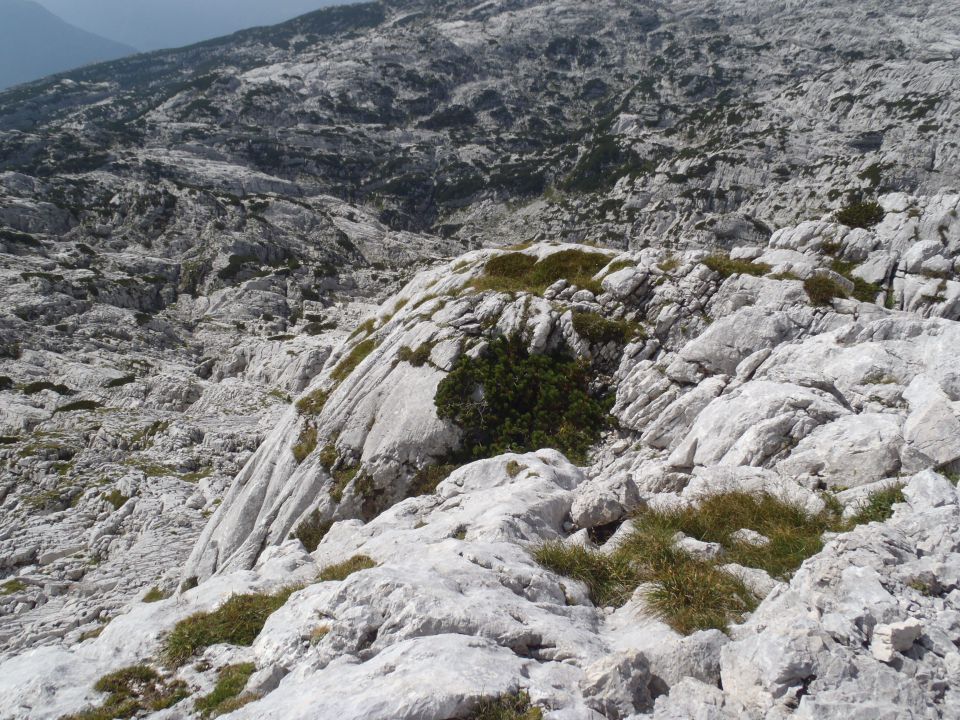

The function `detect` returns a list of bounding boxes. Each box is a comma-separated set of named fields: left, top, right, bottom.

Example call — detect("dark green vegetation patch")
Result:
left=435, top=336, right=612, bottom=464
left=835, top=200, right=885, bottom=229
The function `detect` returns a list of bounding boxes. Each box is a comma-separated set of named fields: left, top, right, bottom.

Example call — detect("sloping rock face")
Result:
left=1, top=0, right=960, bottom=718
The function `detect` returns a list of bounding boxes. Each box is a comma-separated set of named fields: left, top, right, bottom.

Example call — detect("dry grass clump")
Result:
left=702, top=254, right=771, bottom=278
left=318, top=555, right=376, bottom=582
left=63, top=665, right=188, bottom=720
left=467, top=691, right=543, bottom=720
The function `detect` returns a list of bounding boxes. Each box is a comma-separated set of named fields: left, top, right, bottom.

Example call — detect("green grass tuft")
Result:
left=804, top=275, right=849, bottom=306
left=162, top=588, right=296, bottom=667
left=407, top=463, right=460, bottom=496
left=291, top=509, right=332, bottom=552
left=292, top=424, right=318, bottom=464
left=318, top=555, right=376, bottom=582
left=397, top=343, right=433, bottom=367
left=54, top=400, right=102, bottom=413
left=194, top=663, right=257, bottom=718
left=331, top=339, right=377, bottom=384
left=471, top=249, right=611, bottom=296
left=64, top=665, right=188, bottom=720
left=535, top=490, right=849, bottom=634
left=849, top=484, right=904, bottom=525
left=702, top=254, right=771, bottom=279
left=571, top=311, right=645, bottom=345
left=142, top=587, right=169, bottom=603
left=1, top=579, right=27, bottom=595
left=467, top=691, right=543, bottom=720
left=295, top=388, right=330, bottom=416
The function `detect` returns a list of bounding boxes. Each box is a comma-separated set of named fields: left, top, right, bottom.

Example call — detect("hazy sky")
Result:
left=34, top=0, right=347, bottom=51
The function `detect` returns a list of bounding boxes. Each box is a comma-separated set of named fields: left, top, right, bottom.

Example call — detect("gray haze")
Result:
left=0, top=0, right=135, bottom=90
left=35, top=0, right=347, bottom=51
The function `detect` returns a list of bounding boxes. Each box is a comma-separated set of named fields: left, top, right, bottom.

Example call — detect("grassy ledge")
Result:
left=194, top=663, right=258, bottom=718
left=470, top=249, right=611, bottom=296
left=534, top=487, right=900, bottom=634
left=318, top=555, right=376, bottom=582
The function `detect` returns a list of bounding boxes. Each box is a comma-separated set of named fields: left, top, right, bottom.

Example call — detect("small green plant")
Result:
left=163, top=588, right=296, bottom=667
left=291, top=509, right=332, bottom=552
left=407, top=463, right=460, bottom=496
left=295, top=388, right=329, bottom=415
left=571, top=311, right=645, bottom=345
left=505, top=460, right=525, bottom=478
left=194, top=663, right=257, bottom=718
left=828, top=260, right=883, bottom=303
left=835, top=201, right=885, bottom=229
left=318, top=444, right=338, bottom=470
left=292, top=424, right=318, bottom=464
left=1, top=579, right=27, bottom=595
left=330, top=339, right=377, bottom=383
left=318, top=555, right=376, bottom=582
left=397, top=343, right=433, bottom=367
left=103, top=489, right=130, bottom=510
left=471, top=249, right=611, bottom=295
left=142, top=587, right=169, bottom=603
left=467, top=691, right=543, bottom=720
left=702, top=254, right=771, bottom=278
left=435, top=336, right=613, bottom=463
left=804, top=276, right=849, bottom=306
left=64, top=665, right=188, bottom=720
left=848, top=484, right=904, bottom=525
left=329, top=465, right=359, bottom=502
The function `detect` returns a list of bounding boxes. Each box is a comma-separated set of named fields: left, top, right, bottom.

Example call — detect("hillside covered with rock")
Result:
left=1, top=1, right=959, bottom=719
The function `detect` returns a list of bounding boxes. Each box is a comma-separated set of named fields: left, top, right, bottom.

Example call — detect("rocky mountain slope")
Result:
left=0, top=1, right=959, bottom=719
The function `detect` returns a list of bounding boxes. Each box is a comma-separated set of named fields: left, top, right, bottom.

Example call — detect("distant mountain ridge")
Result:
left=0, top=0, right=135, bottom=90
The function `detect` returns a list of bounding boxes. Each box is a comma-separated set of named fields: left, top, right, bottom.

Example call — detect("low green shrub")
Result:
left=64, top=665, right=188, bottom=720
left=702, top=254, right=771, bottom=278
left=162, top=588, right=296, bottom=667
left=472, top=249, right=611, bottom=295
left=318, top=555, right=376, bottom=582
left=835, top=201, right=885, bottom=229
left=804, top=275, right=849, bottom=306
left=0, top=376, right=13, bottom=391
left=829, top=260, right=883, bottom=303
left=435, top=336, right=613, bottom=463
left=571, top=311, right=645, bottom=345
left=194, top=663, right=257, bottom=718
